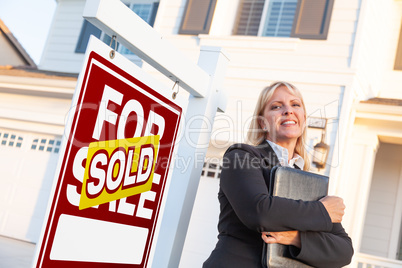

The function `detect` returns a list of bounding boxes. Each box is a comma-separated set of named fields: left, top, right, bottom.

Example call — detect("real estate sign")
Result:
left=33, top=36, right=183, bottom=267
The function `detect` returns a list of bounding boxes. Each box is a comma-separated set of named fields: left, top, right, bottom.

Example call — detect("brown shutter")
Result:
left=179, top=0, right=217, bottom=35
left=234, top=0, right=265, bottom=36
left=394, top=22, right=402, bottom=70
left=291, top=0, right=334, bottom=40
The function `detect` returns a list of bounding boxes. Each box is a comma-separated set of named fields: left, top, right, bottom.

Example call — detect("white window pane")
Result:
left=31, top=139, right=38, bottom=150
left=132, top=4, right=152, bottom=22
left=201, top=160, right=222, bottom=179
left=262, top=0, right=297, bottom=37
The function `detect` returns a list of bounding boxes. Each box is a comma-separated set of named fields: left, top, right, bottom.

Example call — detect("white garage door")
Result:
left=0, top=128, right=62, bottom=243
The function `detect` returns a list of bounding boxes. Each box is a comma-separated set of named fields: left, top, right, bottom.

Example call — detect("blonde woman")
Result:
left=203, top=82, right=353, bottom=267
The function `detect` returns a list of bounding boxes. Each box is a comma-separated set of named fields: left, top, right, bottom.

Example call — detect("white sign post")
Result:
left=82, top=2, right=229, bottom=266
left=33, top=0, right=228, bottom=267
left=152, top=47, right=229, bottom=267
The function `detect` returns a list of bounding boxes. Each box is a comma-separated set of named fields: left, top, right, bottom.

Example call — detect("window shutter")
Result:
left=75, top=20, right=102, bottom=53
left=394, top=22, right=402, bottom=70
left=291, top=0, right=334, bottom=40
left=179, top=0, right=217, bottom=35
left=234, top=0, right=265, bottom=36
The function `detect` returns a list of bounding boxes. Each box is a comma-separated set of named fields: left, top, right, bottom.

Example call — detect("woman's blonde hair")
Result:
left=247, top=81, right=310, bottom=171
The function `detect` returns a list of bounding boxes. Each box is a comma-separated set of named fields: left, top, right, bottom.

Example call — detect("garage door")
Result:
left=0, top=128, right=62, bottom=243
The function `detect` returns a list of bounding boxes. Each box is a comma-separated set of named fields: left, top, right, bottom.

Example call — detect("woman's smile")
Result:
left=262, top=85, right=306, bottom=146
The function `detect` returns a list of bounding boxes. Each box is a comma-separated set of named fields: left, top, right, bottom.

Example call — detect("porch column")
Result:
left=338, top=132, right=379, bottom=255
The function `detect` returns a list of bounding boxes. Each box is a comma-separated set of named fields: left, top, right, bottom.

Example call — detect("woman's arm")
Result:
left=319, top=196, right=345, bottom=223
left=291, top=223, right=353, bottom=267
left=263, top=224, right=353, bottom=268
left=261, top=230, right=301, bottom=248
left=220, top=148, right=333, bottom=232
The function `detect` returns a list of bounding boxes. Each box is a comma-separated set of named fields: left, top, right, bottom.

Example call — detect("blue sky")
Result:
left=0, top=0, right=57, bottom=64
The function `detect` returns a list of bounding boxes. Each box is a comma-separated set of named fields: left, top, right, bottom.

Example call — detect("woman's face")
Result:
left=261, top=85, right=306, bottom=145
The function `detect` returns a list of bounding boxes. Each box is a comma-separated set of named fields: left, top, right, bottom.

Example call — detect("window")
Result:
left=75, top=0, right=159, bottom=55
left=201, top=161, right=222, bottom=179
left=179, top=0, right=217, bottom=35
left=118, top=2, right=159, bottom=55
left=31, top=138, right=61, bottom=153
left=234, top=0, right=334, bottom=39
left=0, top=132, right=23, bottom=148
left=262, top=0, right=298, bottom=37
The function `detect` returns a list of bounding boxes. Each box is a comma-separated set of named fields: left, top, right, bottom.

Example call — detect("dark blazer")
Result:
left=203, top=141, right=353, bottom=268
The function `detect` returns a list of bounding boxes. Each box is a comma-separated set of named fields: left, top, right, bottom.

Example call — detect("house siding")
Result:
left=40, top=0, right=87, bottom=73
left=154, top=0, right=186, bottom=35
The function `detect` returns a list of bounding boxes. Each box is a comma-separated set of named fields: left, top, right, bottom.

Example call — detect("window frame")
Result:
left=234, top=0, right=334, bottom=40
left=257, top=0, right=270, bottom=36
left=201, top=160, right=222, bottom=179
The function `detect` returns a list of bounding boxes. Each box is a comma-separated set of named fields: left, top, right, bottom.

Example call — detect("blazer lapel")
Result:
left=255, top=140, right=280, bottom=168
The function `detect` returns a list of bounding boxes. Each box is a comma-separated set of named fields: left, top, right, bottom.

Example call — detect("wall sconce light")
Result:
left=313, top=132, right=330, bottom=169
left=308, top=117, right=330, bottom=170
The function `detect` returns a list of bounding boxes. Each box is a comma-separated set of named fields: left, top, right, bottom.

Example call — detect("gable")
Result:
left=0, top=19, right=36, bottom=68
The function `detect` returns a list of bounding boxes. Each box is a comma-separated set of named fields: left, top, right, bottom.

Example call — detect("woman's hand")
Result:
left=261, top=230, right=301, bottom=248
left=319, top=196, right=345, bottom=223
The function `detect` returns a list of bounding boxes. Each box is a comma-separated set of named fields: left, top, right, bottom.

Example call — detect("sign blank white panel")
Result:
left=50, top=214, right=149, bottom=264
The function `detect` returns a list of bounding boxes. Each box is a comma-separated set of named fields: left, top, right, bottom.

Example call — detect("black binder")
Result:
left=263, top=166, right=329, bottom=268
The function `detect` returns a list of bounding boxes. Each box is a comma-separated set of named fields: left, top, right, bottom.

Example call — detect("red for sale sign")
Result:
left=33, top=37, right=182, bottom=267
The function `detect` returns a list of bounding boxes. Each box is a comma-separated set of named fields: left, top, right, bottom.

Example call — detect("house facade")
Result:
left=1, top=0, right=402, bottom=267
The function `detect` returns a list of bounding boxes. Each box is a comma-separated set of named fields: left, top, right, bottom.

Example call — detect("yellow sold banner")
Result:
left=79, top=135, right=160, bottom=210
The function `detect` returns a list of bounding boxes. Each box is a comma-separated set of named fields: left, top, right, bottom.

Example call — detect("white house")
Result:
left=1, top=0, right=402, bottom=267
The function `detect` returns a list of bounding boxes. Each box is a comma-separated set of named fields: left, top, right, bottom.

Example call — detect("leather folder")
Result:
left=263, top=166, right=329, bottom=268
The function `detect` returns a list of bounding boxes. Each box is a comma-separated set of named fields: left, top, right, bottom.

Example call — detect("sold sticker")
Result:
left=79, top=135, right=160, bottom=210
